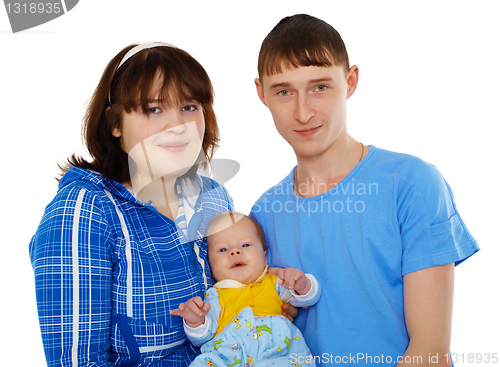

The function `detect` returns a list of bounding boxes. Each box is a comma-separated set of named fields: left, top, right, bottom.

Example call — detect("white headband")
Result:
left=109, top=42, right=175, bottom=105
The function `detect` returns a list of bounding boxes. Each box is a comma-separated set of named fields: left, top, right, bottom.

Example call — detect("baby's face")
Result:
left=207, top=216, right=267, bottom=284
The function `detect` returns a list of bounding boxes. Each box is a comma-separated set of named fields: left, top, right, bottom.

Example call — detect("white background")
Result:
left=1, top=1, right=498, bottom=365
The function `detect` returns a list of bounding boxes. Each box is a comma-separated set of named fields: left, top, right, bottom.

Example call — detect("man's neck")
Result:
left=294, top=134, right=365, bottom=197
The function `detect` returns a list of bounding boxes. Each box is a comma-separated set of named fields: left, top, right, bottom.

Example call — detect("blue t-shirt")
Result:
left=250, top=146, right=479, bottom=366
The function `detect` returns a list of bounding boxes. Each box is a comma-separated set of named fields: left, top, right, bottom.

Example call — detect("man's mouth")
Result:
left=294, top=125, right=322, bottom=137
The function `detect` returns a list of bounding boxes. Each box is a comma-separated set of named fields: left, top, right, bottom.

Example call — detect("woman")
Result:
left=29, top=42, right=233, bottom=366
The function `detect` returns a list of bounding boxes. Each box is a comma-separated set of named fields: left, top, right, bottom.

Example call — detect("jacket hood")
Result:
left=59, top=166, right=140, bottom=205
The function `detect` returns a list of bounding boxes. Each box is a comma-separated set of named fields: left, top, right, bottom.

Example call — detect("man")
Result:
left=250, top=14, right=478, bottom=366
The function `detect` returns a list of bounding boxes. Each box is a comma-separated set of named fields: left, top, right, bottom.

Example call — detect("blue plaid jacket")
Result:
left=29, top=167, right=233, bottom=366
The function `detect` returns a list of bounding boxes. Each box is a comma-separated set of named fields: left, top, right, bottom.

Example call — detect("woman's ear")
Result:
left=107, top=107, right=122, bottom=138
left=111, top=126, right=122, bottom=138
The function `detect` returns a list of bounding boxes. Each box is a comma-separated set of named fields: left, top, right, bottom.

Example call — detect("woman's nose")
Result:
left=157, top=109, right=187, bottom=134
left=164, top=119, right=186, bottom=134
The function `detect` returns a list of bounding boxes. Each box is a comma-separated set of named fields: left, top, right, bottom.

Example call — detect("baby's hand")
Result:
left=277, top=268, right=311, bottom=295
left=169, top=296, right=211, bottom=328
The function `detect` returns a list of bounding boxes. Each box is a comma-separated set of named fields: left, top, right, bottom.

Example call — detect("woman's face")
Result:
left=112, top=74, right=206, bottom=183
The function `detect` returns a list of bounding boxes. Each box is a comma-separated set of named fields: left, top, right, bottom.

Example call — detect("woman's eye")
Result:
left=218, top=248, right=227, bottom=253
left=183, top=104, right=198, bottom=112
left=278, top=90, right=289, bottom=96
left=315, top=85, right=327, bottom=91
left=148, top=107, right=161, bottom=114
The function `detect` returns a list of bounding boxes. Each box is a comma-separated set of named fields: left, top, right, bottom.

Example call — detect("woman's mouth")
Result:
left=159, top=142, right=188, bottom=152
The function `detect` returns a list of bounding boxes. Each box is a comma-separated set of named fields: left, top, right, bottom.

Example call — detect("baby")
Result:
left=170, top=211, right=320, bottom=366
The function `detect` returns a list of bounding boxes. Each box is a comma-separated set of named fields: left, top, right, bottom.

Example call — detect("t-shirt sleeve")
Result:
left=398, top=162, right=479, bottom=275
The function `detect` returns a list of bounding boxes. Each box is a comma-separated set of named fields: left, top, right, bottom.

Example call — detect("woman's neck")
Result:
left=133, top=174, right=179, bottom=220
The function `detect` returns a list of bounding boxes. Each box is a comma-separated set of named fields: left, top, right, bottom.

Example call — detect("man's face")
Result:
left=255, top=64, right=358, bottom=160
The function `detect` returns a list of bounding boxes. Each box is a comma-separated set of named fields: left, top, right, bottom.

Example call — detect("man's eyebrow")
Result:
left=269, top=77, right=334, bottom=89
left=269, top=82, right=290, bottom=89
left=309, top=77, right=334, bottom=84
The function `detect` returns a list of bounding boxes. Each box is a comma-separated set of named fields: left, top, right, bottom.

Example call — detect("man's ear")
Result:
left=255, top=78, right=268, bottom=107
left=346, top=65, right=359, bottom=99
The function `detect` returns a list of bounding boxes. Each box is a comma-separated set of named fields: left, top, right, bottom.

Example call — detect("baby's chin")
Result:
left=214, top=268, right=266, bottom=284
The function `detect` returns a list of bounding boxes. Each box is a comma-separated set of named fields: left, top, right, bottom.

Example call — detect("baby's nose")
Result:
left=230, top=248, right=241, bottom=256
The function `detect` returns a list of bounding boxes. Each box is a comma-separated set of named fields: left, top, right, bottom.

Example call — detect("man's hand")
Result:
left=281, top=302, right=300, bottom=322
left=277, top=267, right=311, bottom=295
left=169, top=296, right=211, bottom=328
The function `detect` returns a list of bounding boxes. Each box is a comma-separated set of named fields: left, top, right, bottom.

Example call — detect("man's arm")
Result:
left=397, top=263, right=454, bottom=367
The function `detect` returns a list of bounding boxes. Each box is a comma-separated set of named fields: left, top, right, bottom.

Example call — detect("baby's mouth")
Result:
left=231, top=262, right=245, bottom=268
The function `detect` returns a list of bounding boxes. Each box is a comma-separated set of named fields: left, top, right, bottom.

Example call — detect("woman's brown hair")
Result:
left=59, top=44, right=219, bottom=184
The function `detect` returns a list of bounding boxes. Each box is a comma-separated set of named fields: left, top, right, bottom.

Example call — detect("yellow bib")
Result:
left=215, top=274, right=283, bottom=336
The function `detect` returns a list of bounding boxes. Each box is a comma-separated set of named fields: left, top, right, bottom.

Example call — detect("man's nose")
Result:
left=294, top=95, right=315, bottom=124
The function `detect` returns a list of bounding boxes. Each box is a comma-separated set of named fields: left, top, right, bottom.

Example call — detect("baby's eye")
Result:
left=218, top=248, right=227, bottom=253
left=148, top=107, right=162, bottom=114
left=278, top=90, right=290, bottom=96
left=242, top=244, right=250, bottom=248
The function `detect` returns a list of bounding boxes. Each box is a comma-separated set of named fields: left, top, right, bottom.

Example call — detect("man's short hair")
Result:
left=258, top=14, right=350, bottom=80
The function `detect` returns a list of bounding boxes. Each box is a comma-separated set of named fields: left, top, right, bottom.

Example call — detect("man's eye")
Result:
left=218, top=248, right=227, bottom=253
left=148, top=107, right=161, bottom=114
left=316, top=85, right=327, bottom=91
left=278, top=90, right=289, bottom=96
